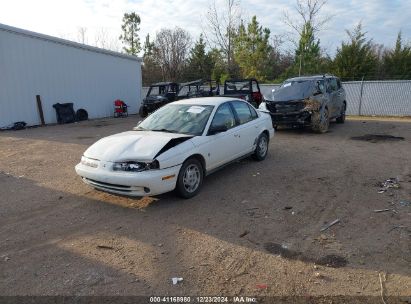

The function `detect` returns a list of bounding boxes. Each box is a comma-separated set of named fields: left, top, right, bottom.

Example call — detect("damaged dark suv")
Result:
left=259, top=75, right=347, bottom=133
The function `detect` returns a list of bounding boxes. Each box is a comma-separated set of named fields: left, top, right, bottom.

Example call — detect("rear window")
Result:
left=225, top=81, right=251, bottom=92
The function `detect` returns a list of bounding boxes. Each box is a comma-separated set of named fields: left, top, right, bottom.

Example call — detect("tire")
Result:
left=176, top=158, right=204, bottom=199
left=253, top=133, right=269, bottom=161
left=311, top=107, right=330, bottom=133
left=139, top=106, right=148, bottom=118
left=336, top=103, right=346, bottom=124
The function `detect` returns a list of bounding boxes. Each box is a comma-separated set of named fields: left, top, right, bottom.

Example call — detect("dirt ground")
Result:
left=0, top=115, right=410, bottom=300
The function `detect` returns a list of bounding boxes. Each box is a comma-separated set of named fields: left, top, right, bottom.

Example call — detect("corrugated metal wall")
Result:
left=0, top=24, right=142, bottom=127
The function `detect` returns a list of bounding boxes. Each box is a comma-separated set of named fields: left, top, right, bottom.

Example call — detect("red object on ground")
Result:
left=114, top=99, right=128, bottom=117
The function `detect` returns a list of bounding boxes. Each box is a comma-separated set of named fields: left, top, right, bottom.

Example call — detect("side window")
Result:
left=231, top=101, right=254, bottom=124
left=330, top=78, right=338, bottom=91
left=248, top=104, right=258, bottom=119
left=336, top=78, right=342, bottom=89
left=210, top=103, right=236, bottom=130
left=317, top=80, right=325, bottom=93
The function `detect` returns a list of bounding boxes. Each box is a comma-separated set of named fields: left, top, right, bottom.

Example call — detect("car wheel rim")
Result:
left=258, top=136, right=268, bottom=157
left=183, top=164, right=201, bottom=193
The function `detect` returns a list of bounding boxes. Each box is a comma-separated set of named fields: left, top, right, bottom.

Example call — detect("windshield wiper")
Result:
left=151, top=128, right=179, bottom=133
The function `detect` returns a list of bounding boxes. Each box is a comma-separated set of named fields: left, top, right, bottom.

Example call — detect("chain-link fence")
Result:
left=143, top=80, right=411, bottom=117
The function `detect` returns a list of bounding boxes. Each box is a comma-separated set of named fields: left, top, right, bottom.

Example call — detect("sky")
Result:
left=1, top=0, right=410, bottom=57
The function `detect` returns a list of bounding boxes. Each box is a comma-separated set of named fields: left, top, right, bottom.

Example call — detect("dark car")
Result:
left=223, top=78, right=263, bottom=108
left=176, top=79, right=220, bottom=100
left=139, top=82, right=179, bottom=118
left=259, top=75, right=347, bottom=133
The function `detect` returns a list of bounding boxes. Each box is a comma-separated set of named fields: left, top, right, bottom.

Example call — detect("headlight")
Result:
left=112, top=160, right=159, bottom=172
left=81, top=156, right=99, bottom=168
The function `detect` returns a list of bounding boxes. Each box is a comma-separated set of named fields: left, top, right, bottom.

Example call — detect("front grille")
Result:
left=267, top=101, right=305, bottom=113
left=83, top=178, right=132, bottom=192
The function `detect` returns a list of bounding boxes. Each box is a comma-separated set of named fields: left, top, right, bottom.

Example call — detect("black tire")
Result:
left=253, top=133, right=269, bottom=161
left=311, top=107, right=330, bottom=133
left=139, top=106, right=148, bottom=118
left=336, top=103, right=346, bottom=124
left=176, top=158, right=204, bottom=199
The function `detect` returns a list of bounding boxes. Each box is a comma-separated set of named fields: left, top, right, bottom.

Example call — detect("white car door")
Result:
left=230, top=101, right=261, bottom=154
left=197, top=102, right=244, bottom=171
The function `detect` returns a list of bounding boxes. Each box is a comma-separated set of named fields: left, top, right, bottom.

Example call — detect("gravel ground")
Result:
left=0, top=116, right=410, bottom=299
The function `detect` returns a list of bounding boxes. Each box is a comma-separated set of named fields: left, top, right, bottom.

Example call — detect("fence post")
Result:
left=358, top=76, right=365, bottom=116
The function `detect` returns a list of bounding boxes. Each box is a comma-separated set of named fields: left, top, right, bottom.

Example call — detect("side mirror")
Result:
left=208, top=124, right=228, bottom=135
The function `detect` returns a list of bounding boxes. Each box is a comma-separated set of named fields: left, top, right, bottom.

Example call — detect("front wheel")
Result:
left=253, top=133, right=269, bottom=161
left=311, top=107, right=330, bottom=133
left=176, top=158, right=204, bottom=199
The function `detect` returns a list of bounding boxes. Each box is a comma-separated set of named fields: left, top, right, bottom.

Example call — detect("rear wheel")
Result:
left=336, top=103, right=346, bottom=123
left=176, top=158, right=204, bottom=199
left=253, top=133, right=269, bottom=161
left=311, top=107, right=330, bottom=133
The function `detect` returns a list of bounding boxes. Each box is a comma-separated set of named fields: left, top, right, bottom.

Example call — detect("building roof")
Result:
left=0, top=23, right=142, bottom=62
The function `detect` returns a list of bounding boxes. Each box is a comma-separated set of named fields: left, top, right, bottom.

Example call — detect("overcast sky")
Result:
left=1, top=0, right=410, bottom=57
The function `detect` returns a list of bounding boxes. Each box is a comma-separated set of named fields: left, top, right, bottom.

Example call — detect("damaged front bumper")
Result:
left=264, top=99, right=321, bottom=126
left=75, top=161, right=181, bottom=196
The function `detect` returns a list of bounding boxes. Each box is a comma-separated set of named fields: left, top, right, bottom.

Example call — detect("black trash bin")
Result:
left=53, top=103, right=76, bottom=124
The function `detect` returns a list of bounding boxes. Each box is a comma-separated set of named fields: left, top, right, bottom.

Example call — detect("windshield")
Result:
left=147, top=85, right=166, bottom=96
left=136, top=104, right=214, bottom=136
left=225, top=81, right=250, bottom=92
left=273, top=80, right=316, bottom=101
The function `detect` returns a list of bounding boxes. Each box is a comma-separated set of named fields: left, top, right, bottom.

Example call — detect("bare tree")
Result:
left=203, top=0, right=241, bottom=73
left=94, top=28, right=109, bottom=49
left=77, top=27, right=88, bottom=44
left=154, top=27, right=192, bottom=82
left=283, top=0, right=331, bottom=36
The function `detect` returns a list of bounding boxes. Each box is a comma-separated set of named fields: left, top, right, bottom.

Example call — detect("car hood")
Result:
left=83, top=131, right=192, bottom=162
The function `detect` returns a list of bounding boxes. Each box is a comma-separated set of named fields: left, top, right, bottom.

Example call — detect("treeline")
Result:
left=118, top=2, right=411, bottom=85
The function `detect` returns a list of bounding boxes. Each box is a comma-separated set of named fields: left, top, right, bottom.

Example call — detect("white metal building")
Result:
left=0, top=23, right=142, bottom=127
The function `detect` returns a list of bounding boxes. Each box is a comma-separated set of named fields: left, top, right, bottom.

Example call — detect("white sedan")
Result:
left=75, top=97, right=274, bottom=198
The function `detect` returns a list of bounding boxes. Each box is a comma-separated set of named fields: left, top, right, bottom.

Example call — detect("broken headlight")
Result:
left=112, top=160, right=159, bottom=172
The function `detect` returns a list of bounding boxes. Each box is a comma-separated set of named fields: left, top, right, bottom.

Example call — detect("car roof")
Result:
left=151, top=82, right=178, bottom=86
left=173, top=96, right=243, bottom=106
left=286, top=75, right=337, bottom=82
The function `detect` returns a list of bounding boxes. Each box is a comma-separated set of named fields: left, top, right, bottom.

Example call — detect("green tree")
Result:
left=184, top=35, right=214, bottom=80
left=119, top=12, right=142, bottom=55
left=333, top=23, right=377, bottom=80
left=294, top=22, right=322, bottom=75
left=233, top=16, right=272, bottom=81
left=208, top=48, right=230, bottom=83
left=382, top=31, right=411, bottom=79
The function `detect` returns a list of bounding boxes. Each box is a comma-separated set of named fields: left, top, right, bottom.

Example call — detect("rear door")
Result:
left=335, top=78, right=345, bottom=114
left=230, top=101, right=260, bottom=154
left=327, top=78, right=339, bottom=117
